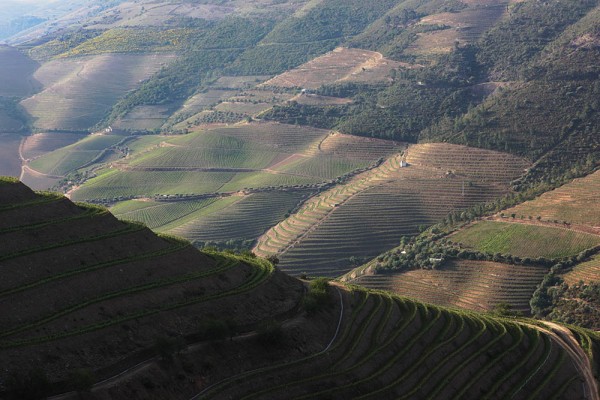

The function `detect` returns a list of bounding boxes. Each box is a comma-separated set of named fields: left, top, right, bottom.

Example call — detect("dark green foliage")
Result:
left=548, top=282, right=600, bottom=330
left=491, top=302, right=521, bottom=317
left=264, top=0, right=401, bottom=44
left=262, top=103, right=347, bottom=129
left=225, top=41, right=338, bottom=75
left=196, top=239, right=255, bottom=253
left=477, top=0, right=597, bottom=80
left=350, top=0, right=465, bottom=59
left=303, top=278, right=331, bottom=314
left=531, top=271, right=600, bottom=330
left=0, top=97, right=28, bottom=131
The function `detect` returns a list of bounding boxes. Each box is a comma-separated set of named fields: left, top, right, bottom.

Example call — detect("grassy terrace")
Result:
left=71, top=122, right=398, bottom=204
left=29, top=134, right=126, bottom=177
left=450, top=221, right=600, bottom=259
left=200, top=285, right=585, bottom=399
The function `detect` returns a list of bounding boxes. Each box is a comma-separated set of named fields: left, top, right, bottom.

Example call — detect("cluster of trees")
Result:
left=531, top=272, right=600, bottom=330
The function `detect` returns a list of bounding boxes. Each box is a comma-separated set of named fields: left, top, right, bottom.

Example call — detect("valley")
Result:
left=0, top=0, right=599, bottom=398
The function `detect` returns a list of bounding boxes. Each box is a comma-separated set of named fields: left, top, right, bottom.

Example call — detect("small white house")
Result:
left=400, top=160, right=408, bottom=168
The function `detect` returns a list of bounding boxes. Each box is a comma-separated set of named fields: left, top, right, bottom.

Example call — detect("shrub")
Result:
left=303, top=278, right=331, bottom=314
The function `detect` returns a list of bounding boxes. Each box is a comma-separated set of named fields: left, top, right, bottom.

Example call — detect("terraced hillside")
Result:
left=191, top=286, right=593, bottom=400
left=112, top=191, right=309, bottom=245
left=262, top=47, right=408, bottom=89
left=565, top=255, right=600, bottom=285
left=68, top=122, right=401, bottom=245
left=0, top=178, right=303, bottom=387
left=504, top=170, right=600, bottom=229
left=354, top=260, right=550, bottom=314
left=0, top=45, right=40, bottom=97
left=256, top=143, right=530, bottom=277
left=29, top=133, right=127, bottom=177
left=20, top=53, right=175, bottom=131
left=0, top=178, right=597, bottom=400
left=450, top=221, right=600, bottom=259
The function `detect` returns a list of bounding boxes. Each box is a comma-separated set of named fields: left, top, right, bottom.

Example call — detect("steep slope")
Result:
left=88, top=285, right=596, bottom=400
left=256, top=143, right=530, bottom=277
left=0, top=177, right=302, bottom=391
left=0, top=178, right=597, bottom=400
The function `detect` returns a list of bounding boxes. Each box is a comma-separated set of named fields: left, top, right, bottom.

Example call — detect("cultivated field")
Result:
left=407, top=3, right=509, bottom=56
left=354, top=260, right=549, bottom=314
left=256, top=143, right=530, bottom=277
left=29, top=134, right=126, bottom=177
left=73, top=122, right=399, bottom=204
left=262, top=47, right=407, bottom=89
left=113, top=105, right=174, bottom=131
left=20, top=53, right=176, bottom=131
left=168, top=191, right=307, bottom=242
left=0, top=179, right=301, bottom=384
left=450, top=221, right=600, bottom=259
left=203, top=285, right=587, bottom=399
left=564, top=255, right=600, bottom=285
left=72, top=122, right=400, bottom=245
left=504, top=170, right=600, bottom=228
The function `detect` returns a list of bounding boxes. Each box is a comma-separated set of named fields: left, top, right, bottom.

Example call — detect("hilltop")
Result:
left=0, top=177, right=302, bottom=397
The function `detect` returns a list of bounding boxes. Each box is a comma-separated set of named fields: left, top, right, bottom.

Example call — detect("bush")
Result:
left=303, top=278, right=331, bottom=314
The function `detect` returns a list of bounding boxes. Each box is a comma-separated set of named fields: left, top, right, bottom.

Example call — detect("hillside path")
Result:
left=526, top=322, right=599, bottom=400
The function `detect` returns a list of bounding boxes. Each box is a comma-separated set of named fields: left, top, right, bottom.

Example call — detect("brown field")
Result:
left=564, top=255, right=600, bottom=285
left=354, top=260, right=549, bottom=314
left=407, top=3, right=508, bottom=56
left=504, top=170, right=600, bottom=228
left=256, top=143, right=530, bottom=277
left=262, top=47, right=410, bottom=89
